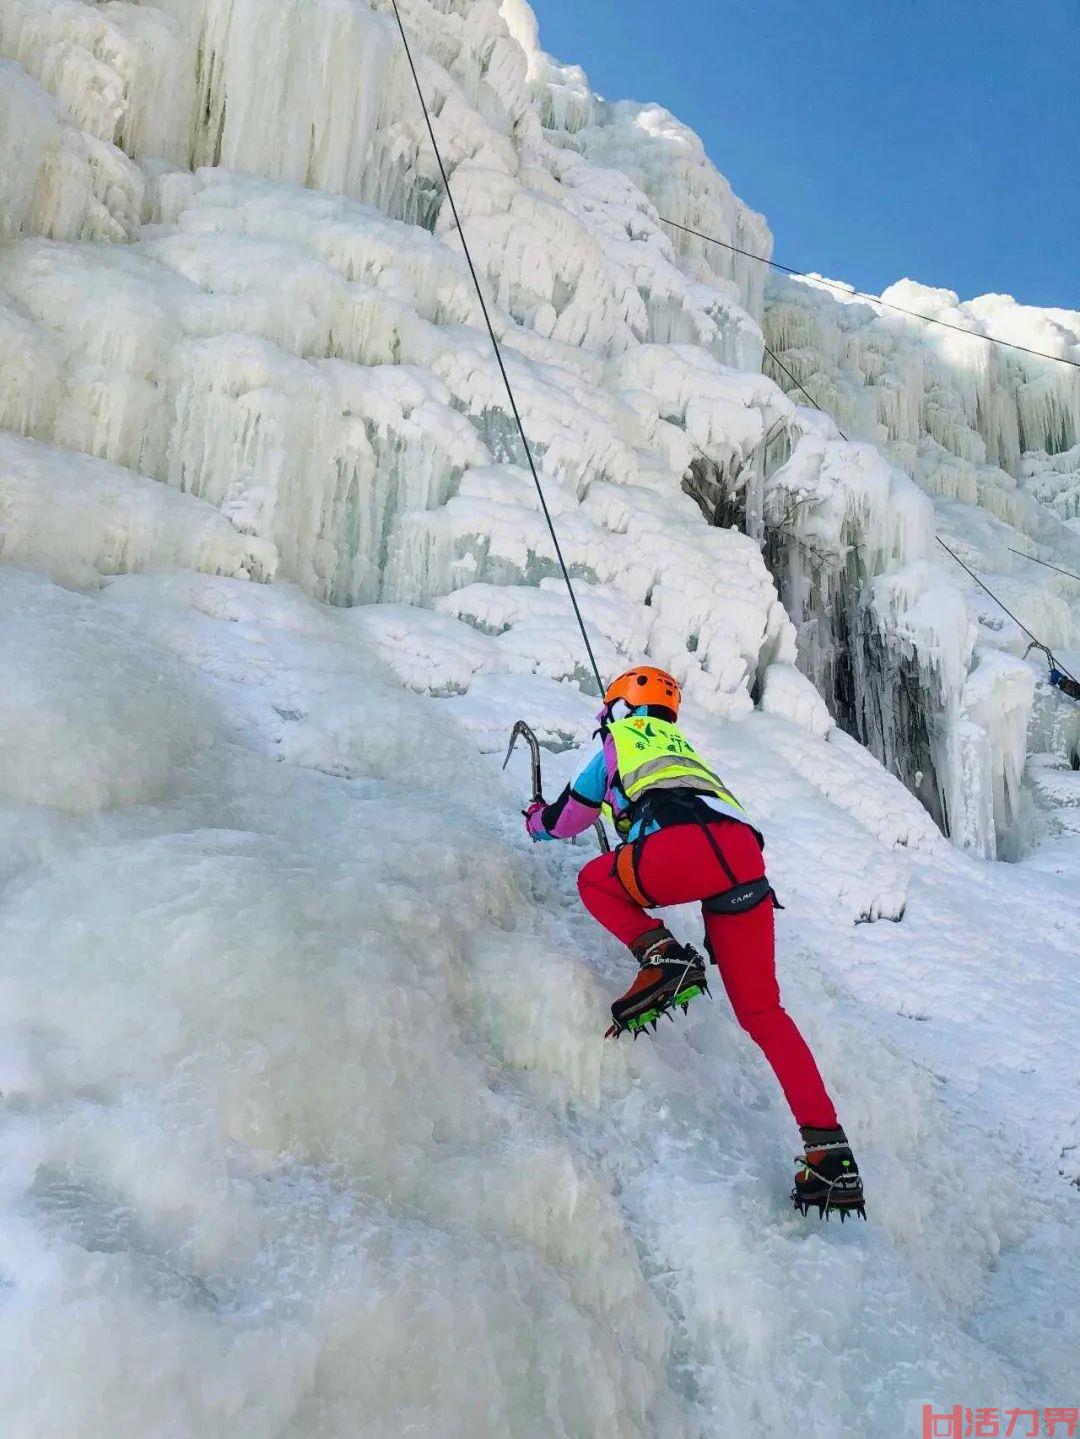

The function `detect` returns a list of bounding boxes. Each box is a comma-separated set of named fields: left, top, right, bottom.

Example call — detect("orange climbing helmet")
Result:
left=602, top=665, right=682, bottom=718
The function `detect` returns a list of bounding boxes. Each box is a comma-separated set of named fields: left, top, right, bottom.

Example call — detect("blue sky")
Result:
left=528, top=0, right=1080, bottom=309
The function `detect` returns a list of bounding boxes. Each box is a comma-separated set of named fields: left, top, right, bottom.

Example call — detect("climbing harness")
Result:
left=702, top=876, right=774, bottom=915
left=608, top=786, right=776, bottom=965
left=658, top=215, right=1080, bottom=373
left=390, top=0, right=604, bottom=695
left=611, top=840, right=652, bottom=907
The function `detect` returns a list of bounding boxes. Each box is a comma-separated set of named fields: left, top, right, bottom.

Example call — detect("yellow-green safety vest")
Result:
left=605, top=715, right=751, bottom=830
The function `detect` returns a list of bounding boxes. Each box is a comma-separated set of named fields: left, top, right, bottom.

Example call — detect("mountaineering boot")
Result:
left=792, top=1126, right=866, bottom=1220
left=605, top=930, right=709, bottom=1038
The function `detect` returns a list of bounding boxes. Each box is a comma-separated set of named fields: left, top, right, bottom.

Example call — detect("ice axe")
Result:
left=502, top=720, right=610, bottom=853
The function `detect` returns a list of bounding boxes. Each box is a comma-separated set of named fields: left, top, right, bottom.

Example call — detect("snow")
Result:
left=0, top=431, right=276, bottom=586
left=1021, top=443, right=1080, bottom=523
left=0, top=568, right=206, bottom=814
left=0, top=0, right=1079, bottom=1433
left=7, top=2, right=1052, bottom=848
left=757, top=661, right=834, bottom=739
left=0, top=56, right=58, bottom=239
left=1, top=562, right=1077, bottom=1438
left=762, top=273, right=1080, bottom=853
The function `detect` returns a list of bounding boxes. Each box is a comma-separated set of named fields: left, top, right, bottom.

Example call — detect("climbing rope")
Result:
left=390, top=0, right=605, bottom=694
left=747, top=286, right=1075, bottom=680
left=1007, top=548, right=1080, bottom=587
left=658, top=216, right=1080, bottom=373
left=761, top=342, right=850, bottom=441
left=667, top=212, right=1077, bottom=678
left=390, top=10, right=1074, bottom=694
left=936, top=539, right=1078, bottom=683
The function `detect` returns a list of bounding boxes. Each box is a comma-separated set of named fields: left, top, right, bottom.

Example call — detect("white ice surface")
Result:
left=0, top=566, right=1077, bottom=1439
left=0, top=431, right=277, bottom=587
left=3, top=0, right=1075, bottom=855
left=1, top=0, right=1079, bottom=1433
left=763, top=272, right=1080, bottom=852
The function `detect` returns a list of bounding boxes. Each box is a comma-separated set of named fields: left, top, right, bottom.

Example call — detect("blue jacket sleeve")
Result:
left=528, top=749, right=608, bottom=841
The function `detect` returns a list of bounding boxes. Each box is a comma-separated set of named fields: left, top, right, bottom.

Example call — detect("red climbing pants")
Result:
left=577, top=819, right=838, bottom=1129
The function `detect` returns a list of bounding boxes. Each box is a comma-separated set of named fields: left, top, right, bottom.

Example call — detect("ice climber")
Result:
left=525, top=665, right=865, bottom=1219
left=1049, top=666, right=1080, bottom=702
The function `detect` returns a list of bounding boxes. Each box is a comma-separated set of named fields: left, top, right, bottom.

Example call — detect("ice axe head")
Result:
left=502, top=720, right=543, bottom=803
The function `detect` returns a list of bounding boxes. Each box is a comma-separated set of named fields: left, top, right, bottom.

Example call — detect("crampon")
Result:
left=791, top=1128, right=866, bottom=1221
left=604, top=947, right=710, bottom=1039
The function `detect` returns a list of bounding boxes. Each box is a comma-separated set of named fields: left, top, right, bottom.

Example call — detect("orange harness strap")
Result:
left=613, top=841, right=654, bottom=908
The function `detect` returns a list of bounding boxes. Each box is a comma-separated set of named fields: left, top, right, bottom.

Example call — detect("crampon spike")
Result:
left=608, top=961, right=710, bottom=1042
left=833, top=1202, right=867, bottom=1222
left=792, top=1194, right=867, bottom=1222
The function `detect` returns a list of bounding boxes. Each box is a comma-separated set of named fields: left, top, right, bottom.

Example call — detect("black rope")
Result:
left=762, top=341, right=849, bottom=441
left=759, top=298, right=1076, bottom=684
left=659, top=216, right=1080, bottom=373
left=390, top=0, right=605, bottom=695
left=936, top=539, right=1078, bottom=682
left=693, top=236, right=1079, bottom=681
left=390, top=12, right=1075, bottom=695
left=1007, top=547, right=1080, bottom=587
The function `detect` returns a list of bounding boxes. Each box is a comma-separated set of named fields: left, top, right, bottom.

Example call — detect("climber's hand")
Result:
left=523, top=798, right=547, bottom=841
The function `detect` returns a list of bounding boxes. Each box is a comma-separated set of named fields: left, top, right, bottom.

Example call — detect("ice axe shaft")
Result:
left=502, top=720, right=610, bottom=853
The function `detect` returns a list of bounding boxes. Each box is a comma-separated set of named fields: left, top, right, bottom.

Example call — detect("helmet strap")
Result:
left=593, top=700, right=616, bottom=737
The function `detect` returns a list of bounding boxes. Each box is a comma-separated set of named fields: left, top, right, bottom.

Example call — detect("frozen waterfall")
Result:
left=1, top=1, right=1079, bottom=1435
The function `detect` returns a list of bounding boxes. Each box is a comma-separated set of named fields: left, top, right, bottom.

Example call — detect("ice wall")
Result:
left=0, top=0, right=798, bottom=732
left=760, top=273, right=1080, bottom=852
left=765, top=274, right=1080, bottom=473
left=5, top=561, right=1078, bottom=1439
left=1022, top=442, right=1080, bottom=527
left=3, top=3, right=1080, bottom=1435
left=0, top=0, right=1075, bottom=850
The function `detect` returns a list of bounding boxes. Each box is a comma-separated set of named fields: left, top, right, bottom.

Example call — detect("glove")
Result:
left=523, top=798, right=547, bottom=841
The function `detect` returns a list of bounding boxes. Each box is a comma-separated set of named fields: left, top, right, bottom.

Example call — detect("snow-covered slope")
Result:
left=1, top=2, right=1078, bottom=1435
left=2, top=564, right=1079, bottom=1438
